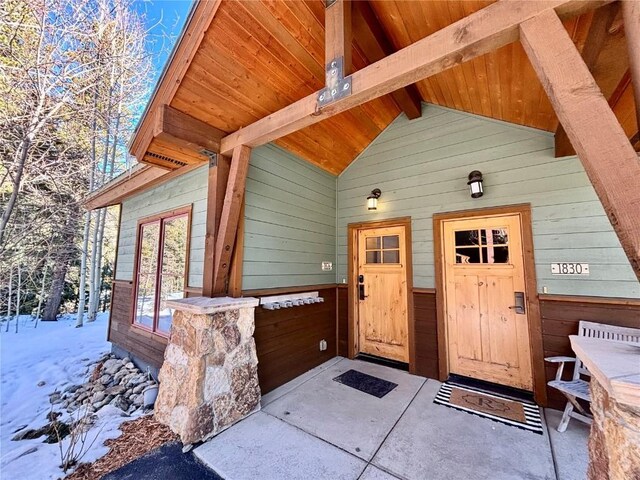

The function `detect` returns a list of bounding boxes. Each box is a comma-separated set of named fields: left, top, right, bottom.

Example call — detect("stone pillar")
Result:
left=588, top=379, right=640, bottom=480
left=154, top=297, right=261, bottom=445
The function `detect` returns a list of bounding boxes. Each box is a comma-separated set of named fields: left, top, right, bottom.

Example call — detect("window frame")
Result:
left=131, top=205, right=192, bottom=337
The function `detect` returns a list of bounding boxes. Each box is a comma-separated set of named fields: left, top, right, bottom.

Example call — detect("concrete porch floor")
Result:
left=195, top=357, right=590, bottom=480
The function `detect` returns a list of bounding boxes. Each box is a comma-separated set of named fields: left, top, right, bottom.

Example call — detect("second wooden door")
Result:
left=442, top=213, right=533, bottom=390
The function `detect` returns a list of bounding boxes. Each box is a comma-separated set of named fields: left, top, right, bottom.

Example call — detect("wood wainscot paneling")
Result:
left=413, top=288, right=439, bottom=379
left=250, top=286, right=337, bottom=395
left=539, top=294, right=640, bottom=410
left=108, top=280, right=168, bottom=368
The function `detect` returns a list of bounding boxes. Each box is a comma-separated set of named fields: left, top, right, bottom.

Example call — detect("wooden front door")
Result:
left=357, top=226, right=409, bottom=363
left=442, top=214, right=533, bottom=390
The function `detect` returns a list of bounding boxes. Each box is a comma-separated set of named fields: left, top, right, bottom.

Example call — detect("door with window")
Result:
left=134, top=208, right=190, bottom=335
left=442, top=213, right=533, bottom=390
left=357, top=225, right=409, bottom=363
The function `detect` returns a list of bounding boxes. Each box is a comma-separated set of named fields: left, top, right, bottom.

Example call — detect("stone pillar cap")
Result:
left=165, top=296, right=259, bottom=314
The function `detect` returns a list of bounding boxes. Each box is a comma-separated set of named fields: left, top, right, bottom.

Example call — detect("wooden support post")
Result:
left=202, top=154, right=231, bottom=297
left=221, top=0, right=612, bottom=155
left=622, top=0, right=640, bottom=134
left=555, top=3, right=620, bottom=157
left=228, top=198, right=245, bottom=298
left=521, top=9, right=640, bottom=280
left=325, top=0, right=352, bottom=73
left=212, top=145, right=252, bottom=295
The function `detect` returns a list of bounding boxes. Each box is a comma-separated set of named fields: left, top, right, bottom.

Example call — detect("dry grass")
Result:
left=65, top=415, right=178, bottom=480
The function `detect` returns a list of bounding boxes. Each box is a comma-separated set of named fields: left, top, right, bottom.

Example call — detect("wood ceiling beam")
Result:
left=129, top=0, right=223, bottom=162
left=202, top=154, right=231, bottom=297
left=352, top=1, right=422, bottom=120
left=621, top=0, right=640, bottom=137
left=212, top=145, right=252, bottom=295
left=153, top=105, right=226, bottom=155
left=555, top=3, right=620, bottom=157
left=220, top=0, right=611, bottom=156
left=521, top=9, right=640, bottom=280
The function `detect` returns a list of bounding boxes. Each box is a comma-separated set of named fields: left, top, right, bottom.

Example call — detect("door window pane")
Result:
left=383, top=250, right=400, bottom=263
left=366, top=236, right=381, bottom=249
left=456, top=247, right=481, bottom=264
left=366, top=251, right=381, bottom=264
left=382, top=235, right=399, bottom=249
left=157, top=216, right=188, bottom=334
left=455, top=230, right=480, bottom=246
left=135, top=222, right=160, bottom=328
left=484, top=246, right=510, bottom=264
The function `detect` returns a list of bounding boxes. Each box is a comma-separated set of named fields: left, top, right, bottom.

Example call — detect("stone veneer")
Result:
left=570, top=335, right=640, bottom=480
left=588, top=379, right=640, bottom=480
left=154, top=296, right=261, bottom=445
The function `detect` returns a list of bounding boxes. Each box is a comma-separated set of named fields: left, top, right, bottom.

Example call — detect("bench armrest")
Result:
left=544, top=356, right=576, bottom=363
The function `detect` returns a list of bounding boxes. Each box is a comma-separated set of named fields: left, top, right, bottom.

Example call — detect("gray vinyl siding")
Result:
left=115, top=165, right=208, bottom=288
left=242, top=145, right=337, bottom=291
left=337, top=105, right=640, bottom=298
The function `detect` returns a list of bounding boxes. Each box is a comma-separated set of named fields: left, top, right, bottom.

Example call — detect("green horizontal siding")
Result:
left=242, top=145, right=337, bottom=291
left=116, top=165, right=207, bottom=288
left=337, top=105, right=639, bottom=298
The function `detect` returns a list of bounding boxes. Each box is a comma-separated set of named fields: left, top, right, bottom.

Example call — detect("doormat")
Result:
left=333, top=369, right=398, bottom=398
left=434, top=382, right=543, bottom=434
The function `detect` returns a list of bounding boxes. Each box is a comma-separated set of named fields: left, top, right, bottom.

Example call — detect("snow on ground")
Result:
left=0, top=313, right=135, bottom=480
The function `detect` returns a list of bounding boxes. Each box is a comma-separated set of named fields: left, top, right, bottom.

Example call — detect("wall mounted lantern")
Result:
left=367, top=188, right=382, bottom=210
left=467, top=171, right=484, bottom=199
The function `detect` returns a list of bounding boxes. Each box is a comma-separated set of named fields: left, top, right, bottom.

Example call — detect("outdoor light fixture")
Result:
left=367, top=188, right=382, bottom=210
left=467, top=171, right=484, bottom=198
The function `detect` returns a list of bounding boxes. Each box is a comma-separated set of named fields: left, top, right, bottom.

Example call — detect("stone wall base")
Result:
left=154, top=298, right=261, bottom=445
left=588, top=379, right=640, bottom=480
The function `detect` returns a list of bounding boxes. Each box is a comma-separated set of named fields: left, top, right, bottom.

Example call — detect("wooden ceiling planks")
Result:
left=134, top=0, right=635, bottom=174
left=165, top=0, right=398, bottom=174
left=368, top=0, right=609, bottom=133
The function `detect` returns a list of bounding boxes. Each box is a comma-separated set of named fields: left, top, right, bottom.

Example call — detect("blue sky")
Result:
left=133, top=0, right=193, bottom=112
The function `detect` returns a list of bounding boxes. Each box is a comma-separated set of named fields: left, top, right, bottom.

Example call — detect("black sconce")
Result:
left=367, top=188, right=381, bottom=210
left=467, top=171, right=484, bottom=198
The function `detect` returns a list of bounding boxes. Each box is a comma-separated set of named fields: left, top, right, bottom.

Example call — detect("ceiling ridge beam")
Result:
left=353, top=0, right=422, bottom=119
left=220, top=0, right=611, bottom=156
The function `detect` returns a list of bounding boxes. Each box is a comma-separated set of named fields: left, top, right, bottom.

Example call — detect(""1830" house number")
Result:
left=550, top=263, right=590, bottom=275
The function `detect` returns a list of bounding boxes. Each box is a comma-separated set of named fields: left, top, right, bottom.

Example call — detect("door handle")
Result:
left=359, top=283, right=367, bottom=301
left=508, top=291, right=526, bottom=314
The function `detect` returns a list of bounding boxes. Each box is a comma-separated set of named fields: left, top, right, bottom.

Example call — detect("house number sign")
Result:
left=550, top=263, right=590, bottom=275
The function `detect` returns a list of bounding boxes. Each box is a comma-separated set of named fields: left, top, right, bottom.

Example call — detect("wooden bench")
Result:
left=545, top=320, right=640, bottom=432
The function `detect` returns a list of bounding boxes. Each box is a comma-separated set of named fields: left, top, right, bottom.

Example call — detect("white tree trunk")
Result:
left=15, top=264, right=21, bottom=333
left=75, top=211, right=92, bottom=327
left=5, top=265, right=12, bottom=332
left=35, top=264, right=47, bottom=329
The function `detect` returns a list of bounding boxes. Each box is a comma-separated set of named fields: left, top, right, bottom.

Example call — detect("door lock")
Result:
left=508, top=291, right=526, bottom=314
left=359, top=283, right=367, bottom=301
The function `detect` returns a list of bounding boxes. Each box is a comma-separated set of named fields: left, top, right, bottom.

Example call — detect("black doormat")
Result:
left=333, top=369, right=398, bottom=398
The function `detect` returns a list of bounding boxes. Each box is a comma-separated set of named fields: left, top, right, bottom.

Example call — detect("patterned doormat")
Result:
left=333, top=369, right=398, bottom=398
left=434, top=382, right=543, bottom=434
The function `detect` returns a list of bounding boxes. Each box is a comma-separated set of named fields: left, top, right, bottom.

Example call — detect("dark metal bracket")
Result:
left=203, top=150, right=218, bottom=167
left=325, top=0, right=337, bottom=8
left=317, top=56, right=352, bottom=107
